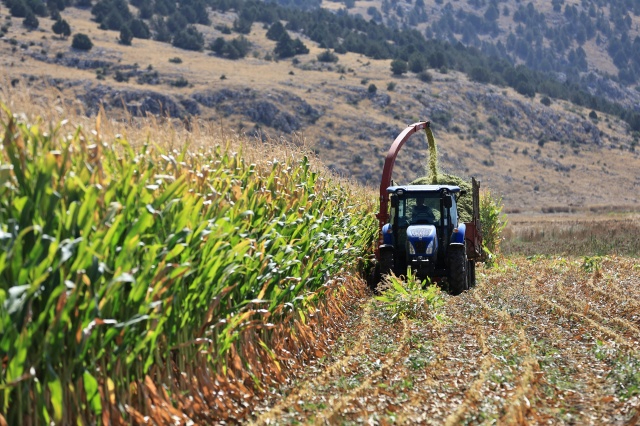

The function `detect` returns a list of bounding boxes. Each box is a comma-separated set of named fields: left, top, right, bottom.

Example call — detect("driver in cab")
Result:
left=412, top=198, right=436, bottom=224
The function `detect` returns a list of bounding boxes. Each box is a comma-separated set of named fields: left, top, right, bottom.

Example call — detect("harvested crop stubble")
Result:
left=0, top=104, right=378, bottom=424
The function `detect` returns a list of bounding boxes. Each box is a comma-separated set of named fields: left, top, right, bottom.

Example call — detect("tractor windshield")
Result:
left=394, top=194, right=441, bottom=227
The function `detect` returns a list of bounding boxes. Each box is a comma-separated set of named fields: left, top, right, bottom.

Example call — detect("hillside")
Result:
left=2, top=0, right=640, bottom=213
left=339, top=0, right=640, bottom=106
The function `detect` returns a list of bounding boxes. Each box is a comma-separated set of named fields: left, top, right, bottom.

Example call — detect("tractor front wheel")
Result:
left=448, top=247, right=468, bottom=295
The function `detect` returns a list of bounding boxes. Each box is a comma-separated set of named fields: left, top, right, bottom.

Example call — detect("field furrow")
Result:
left=248, top=256, right=640, bottom=425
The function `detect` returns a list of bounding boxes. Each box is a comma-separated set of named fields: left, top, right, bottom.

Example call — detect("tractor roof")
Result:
left=387, top=185, right=461, bottom=194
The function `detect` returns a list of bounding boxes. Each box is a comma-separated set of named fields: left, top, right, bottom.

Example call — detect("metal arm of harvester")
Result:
left=376, top=121, right=432, bottom=258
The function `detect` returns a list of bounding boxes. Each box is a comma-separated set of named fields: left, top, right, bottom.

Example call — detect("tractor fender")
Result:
left=450, top=223, right=466, bottom=245
left=448, top=242, right=465, bottom=251
left=382, top=223, right=393, bottom=245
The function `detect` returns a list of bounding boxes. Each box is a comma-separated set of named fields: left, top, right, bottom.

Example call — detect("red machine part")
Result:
left=375, top=121, right=431, bottom=259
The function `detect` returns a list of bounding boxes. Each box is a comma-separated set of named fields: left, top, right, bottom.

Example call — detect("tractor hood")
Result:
left=406, top=225, right=437, bottom=256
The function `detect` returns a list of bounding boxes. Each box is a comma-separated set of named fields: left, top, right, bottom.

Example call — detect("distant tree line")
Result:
left=426, top=0, right=640, bottom=88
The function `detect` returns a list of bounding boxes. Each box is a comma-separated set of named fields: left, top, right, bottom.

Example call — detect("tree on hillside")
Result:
left=23, top=11, right=39, bottom=29
left=130, top=19, right=150, bottom=39
left=233, top=16, right=252, bottom=34
left=10, top=1, right=29, bottom=18
left=46, top=0, right=65, bottom=13
left=266, top=21, right=286, bottom=41
left=119, top=24, right=133, bottom=45
left=172, top=25, right=204, bottom=51
left=151, top=16, right=171, bottom=42
left=52, top=18, right=71, bottom=38
left=100, top=9, right=124, bottom=31
left=210, top=37, right=226, bottom=55
left=72, top=33, right=93, bottom=50
left=27, top=0, right=48, bottom=17
left=391, top=59, right=408, bottom=75
left=274, top=32, right=308, bottom=58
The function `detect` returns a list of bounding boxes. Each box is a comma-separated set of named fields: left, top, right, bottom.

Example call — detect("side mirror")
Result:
left=443, top=196, right=453, bottom=209
left=390, top=195, right=399, bottom=208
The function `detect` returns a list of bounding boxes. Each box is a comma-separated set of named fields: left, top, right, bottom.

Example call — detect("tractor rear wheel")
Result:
left=467, top=260, right=476, bottom=288
left=448, top=247, right=468, bottom=295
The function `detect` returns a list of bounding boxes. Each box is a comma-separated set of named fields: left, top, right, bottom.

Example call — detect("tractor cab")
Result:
left=380, top=185, right=463, bottom=279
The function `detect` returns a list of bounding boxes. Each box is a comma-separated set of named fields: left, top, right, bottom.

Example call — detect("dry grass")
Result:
left=503, top=212, right=640, bottom=257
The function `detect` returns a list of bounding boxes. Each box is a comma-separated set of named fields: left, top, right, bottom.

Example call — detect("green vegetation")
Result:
left=0, top=107, right=377, bottom=423
left=71, top=33, right=92, bottom=50
left=375, top=269, right=444, bottom=321
left=479, top=189, right=507, bottom=263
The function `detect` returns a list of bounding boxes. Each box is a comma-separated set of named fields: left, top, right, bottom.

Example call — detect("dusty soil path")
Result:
left=249, top=256, right=640, bottom=425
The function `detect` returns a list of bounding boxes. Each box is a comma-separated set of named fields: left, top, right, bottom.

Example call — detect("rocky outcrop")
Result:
left=191, top=88, right=321, bottom=133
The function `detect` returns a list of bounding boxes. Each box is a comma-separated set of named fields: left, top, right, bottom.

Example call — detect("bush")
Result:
left=168, top=57, right=182, bottom=63
left=391, top=59, right=408, bottom=75
left=114, top=70, right=129, bottom=82
left=387, top=82, right=396, bottom=91
left=317, top=49, right=338, bottom=63
left=52, top=18, right=71, bottom=37
left=540, top=96, right=551, bottom=106
left=23, top=11, right=39, bottom=29
left=10, top=1, right=28, bottom=18
left=71, top=33, right=93, bottom=50
left=418, top=71, right=433, bottom=83
left=171, top=76, right=189, bottom=87
left=172, top=26, right=204, bottom=51
left=368, top=83, right=377, bottom=94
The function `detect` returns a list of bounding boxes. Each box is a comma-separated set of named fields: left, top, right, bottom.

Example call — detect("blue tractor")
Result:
left=372, top=122, right=484, bottom=295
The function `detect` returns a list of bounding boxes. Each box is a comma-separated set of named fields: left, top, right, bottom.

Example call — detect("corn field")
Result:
left=0, top=105, right=378, bottom=424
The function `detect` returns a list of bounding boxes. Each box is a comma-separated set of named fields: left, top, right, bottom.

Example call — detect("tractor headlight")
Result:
left=408, top=242, right=415, bottom=255
left=425, top=240, right=434, bottom=255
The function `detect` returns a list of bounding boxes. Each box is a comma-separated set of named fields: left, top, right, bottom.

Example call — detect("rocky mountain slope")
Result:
left=1, top=4, right=639, bottom=213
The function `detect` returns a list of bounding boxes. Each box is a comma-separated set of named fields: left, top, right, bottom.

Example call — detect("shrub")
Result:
left=172, top=26, right=204, bottom=51
left=23, top=11, right=39, bottom=29
left=71, top=33, right=93, bottom=50
left=390, top=59, right=408, bottom=76
left=387, top=82, right=396, bottom=91
left=418, top=71, right=433, bottom=83
left=171, top=76, right=189, bottom=87
left=368, top=83, right=377, bottom=94
left=317, top=49, right=338, bottom=63
left=168, top=57, right=182, bottom=63
left=52, top=18, right=71, bottom=37
left=114, top=70, right=129, bottom=82
left=540, top=96, right=551, bottom=106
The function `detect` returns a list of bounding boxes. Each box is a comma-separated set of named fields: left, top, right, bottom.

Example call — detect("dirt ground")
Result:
left=248, top=256, right=640, bottom=425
